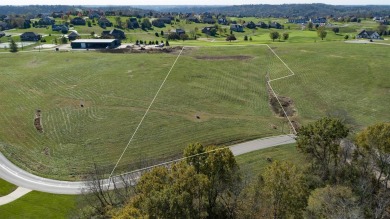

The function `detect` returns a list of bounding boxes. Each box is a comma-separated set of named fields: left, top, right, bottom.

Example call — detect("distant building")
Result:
left=176, top=29, right=186, bottom=35
left=71, top=17, right=86, bottom=25
left=356, top=30, right=381, bottom=39
left=269, top=22, right=283, bottom=29
left=288, top=18, right=309, bottom=24
left=20, top=32, right=41, bottom=41
left=310, top=17, right=327, bottom=24
left=230, top=24, right=243, bottom=32
left=98, top=17, right=112, bottom=28
left=71, top=39, right=121, bottom=49
left=101, top=29, right=126, bottom=39
left=68, top=31, right=80, bottom=41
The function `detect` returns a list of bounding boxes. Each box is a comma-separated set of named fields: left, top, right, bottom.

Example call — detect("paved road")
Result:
left=0, top=134, right=296, bottom=195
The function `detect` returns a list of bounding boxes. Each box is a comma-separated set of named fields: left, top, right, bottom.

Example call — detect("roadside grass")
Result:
left=237, top=143, right=306, bottom=178
left=0, top=191, right=77, bottom=218
left=0, top=179, right=17, bottom=196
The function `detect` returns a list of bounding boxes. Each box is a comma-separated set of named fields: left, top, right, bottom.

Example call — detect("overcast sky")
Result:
left=1, top=0, right=389, bottom=5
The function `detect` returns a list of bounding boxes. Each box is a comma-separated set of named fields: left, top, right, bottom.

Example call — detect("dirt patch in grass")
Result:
left=34, top=109, right=43, bottom=133
left=269, top=95, right=296, bottom=117
left=194, top=55, right=253, bottom=60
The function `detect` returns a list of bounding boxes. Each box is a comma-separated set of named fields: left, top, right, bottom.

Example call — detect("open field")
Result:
left=0, top=46, right=284, bottom=179
left=0, top=42, right=389, bottom=179
left=0, top=191, right=76, bottom=218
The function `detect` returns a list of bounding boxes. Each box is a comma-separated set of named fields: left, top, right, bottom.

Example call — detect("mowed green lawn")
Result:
left=0, top=42, right=388, bottom=179
left=0, top=179, right=17, bottom=196
left=268, top=42, right=390, bottom=128
left=0, top=191, right=76, bottom=218
left=0, top=46, right=283, bottom=179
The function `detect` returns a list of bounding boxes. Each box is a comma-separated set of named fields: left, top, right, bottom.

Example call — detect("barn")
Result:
left=70, top=39, right=121, bottom=49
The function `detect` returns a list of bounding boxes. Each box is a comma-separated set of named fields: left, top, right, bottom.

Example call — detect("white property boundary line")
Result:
left=108, top=47, right=184, bottom=179
left=266, top=45, right=297, bottom=135
left=109, top=44, right=298, bottom=179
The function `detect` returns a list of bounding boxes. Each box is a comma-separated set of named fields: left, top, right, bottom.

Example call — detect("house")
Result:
left=71, top=39, right=120, bottom=49
left=101, top=29, right=126, bottom=39
left=244, top=21, right=256, bottom=29
left=187, top=16, right=200, bottom=23
left=20, top=32, right=41, bottom=41
left=202, top=26, right=216, bottom=36
left=68, top=31, right=80, bottom=41
left=52, top=11, right=64, bottom=18
left=203, top=17, right=216, bottom=24
left=288, top=18, right=308, bottom=24
left=71, top=17, right=86, bottom=25
left=52, top=24, right=68, bottom=32
left=356, top=30, right=381, bottom=39
left=256, top=21, right=268, bottom=28
left=218, top=18, right=228, bottom=25
left=176, top=29, right=185, bottom=35
left=98, top=17, right=112, bottom=28
left=152, top=19, right=167, bottom=28
left=39, top=16, right=55, bottom=25
left=230, top=24, right=243, bottom=32
left=0, top=31, right=5, bottom=37
left=310, top=17, right=327, bottom=24
left=89, top=11, right=101, bottom=20
left=269, top=22, right=282, bottom=29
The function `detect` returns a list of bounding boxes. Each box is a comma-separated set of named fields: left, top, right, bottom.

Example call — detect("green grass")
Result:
left=237, top=143, right=305, bottom=176
left=0, top=179, right=17, bottom=196
left=0, top=41, right=388, bottom=180
left=0, top=191, right=76, bottom=218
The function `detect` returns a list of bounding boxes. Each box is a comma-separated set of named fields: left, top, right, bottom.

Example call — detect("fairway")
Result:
left=0, top=42, right=388, bottom=179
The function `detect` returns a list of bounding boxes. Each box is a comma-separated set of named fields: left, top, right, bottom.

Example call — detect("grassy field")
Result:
left=0, top=191, right=76, bottom=218
left=0, top=179, right=17, bottom=196
left=236, top=143, right=305, bottom=178
left=0, top=41, right=388, bottom=179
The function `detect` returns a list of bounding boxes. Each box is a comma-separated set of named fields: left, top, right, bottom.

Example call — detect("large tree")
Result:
left=356, top=123, right=390, bottom=189
left=317, top=27, right=328, bottom=40
left=269, top=31, right=280, bottom=42
left=296, top=117, right=349, bottom=180
left=262, top=161, right=308, bottom=218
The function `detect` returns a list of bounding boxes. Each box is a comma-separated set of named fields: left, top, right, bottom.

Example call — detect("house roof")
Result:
left=72, top=39, right=117, bottom=43
left=21, top=32, right=40, bottom=37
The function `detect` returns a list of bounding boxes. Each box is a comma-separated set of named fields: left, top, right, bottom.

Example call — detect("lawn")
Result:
left=236, top=143, right=305, bottom=178
left=0, top=41, right=388, bottom=180
left=0, top=191, right=77, bottom=218
left=0, top=46, right=284, bottom=179
left=0, top=179, right=17, bottom=196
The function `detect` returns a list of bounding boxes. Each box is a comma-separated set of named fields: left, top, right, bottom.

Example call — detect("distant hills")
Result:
left=0, top=4, right=389, bottom=17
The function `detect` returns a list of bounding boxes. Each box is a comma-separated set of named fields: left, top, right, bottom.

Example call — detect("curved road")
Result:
left=0, top=134, right=296, bottom=195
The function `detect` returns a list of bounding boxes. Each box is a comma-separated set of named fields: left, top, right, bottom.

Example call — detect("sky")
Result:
left=1, top=0, right=389, bottom=5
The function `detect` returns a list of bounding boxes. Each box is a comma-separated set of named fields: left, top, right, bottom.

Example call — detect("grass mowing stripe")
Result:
left=109, top=48, right=184, bottom=178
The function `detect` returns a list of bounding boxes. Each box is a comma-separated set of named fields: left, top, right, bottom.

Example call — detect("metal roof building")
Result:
left=70, top=39, right=120, bottom=49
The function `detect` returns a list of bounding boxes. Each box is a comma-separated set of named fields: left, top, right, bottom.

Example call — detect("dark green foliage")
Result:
left=9, top=39, right=18, bottom=53
left=244, top=35, right=248, bottom=41
left=269, top=31, right=280, bottom=41
left=226, top=34, right=236, bottom=41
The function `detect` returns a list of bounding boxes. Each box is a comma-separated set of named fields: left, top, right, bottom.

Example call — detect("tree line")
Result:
left=75, top=117, right=390, bottom=218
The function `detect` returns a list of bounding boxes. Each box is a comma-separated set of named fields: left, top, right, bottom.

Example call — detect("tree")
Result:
left=165, top=40, right=169, bottom=46
left=244, top=35, right=248, bottom=41
left=141, top=18, right=151, bottom=30
left=307, top=22, right=314, bottom=30
left=317, top=27, right=328, bottom=40
left=9, top=39, right=18, bottom=53
left=90, top=31, right=95, bottom=38
left=155, top=32, right=159, bottom=37
left=356, top=123, right=390, bottom=189
left=179, top=33, right=189, bottom=41
left=344, top=34, right=349, bottom=40
left=378, top=24, right=388, bottom=36
left=262, top=161, right=308, bottom=218
left=226, top=34, right=236, bottom=42
left=282, top=32, right=289, bottom=40
left=332, top=27, right=340, bottom=34
left=61, top=36, right=68, bottom=44
left=296, top=117, right=349, bottom=180
left=160, top=30, right=164, bottom=36
left=306, top=185, right=363, bottom=218
left=115, top=16, right=122, bottom=28
left=269, top=31, right=280, bottom=42
left=249, top=36, right=252, bottom=41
